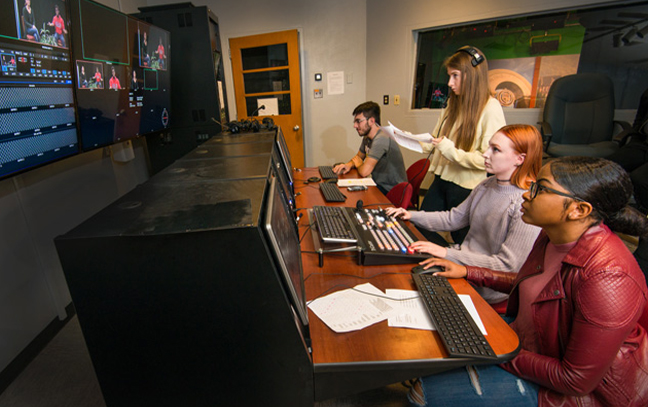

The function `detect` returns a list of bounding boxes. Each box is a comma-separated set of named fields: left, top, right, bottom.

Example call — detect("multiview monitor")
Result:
left=0, top=0, right=79, bottom=180
left=69, top=0, right=171, bottom=151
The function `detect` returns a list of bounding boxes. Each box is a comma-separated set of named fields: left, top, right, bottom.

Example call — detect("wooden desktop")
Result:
left=294, top=167, right=520, bottom=401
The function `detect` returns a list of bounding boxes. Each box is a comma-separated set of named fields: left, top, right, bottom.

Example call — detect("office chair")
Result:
left=386, top=182, right=414, bottom=209
left=538, top=73, right=630, bottom=157
left=406, top=158, right=430, bottom=209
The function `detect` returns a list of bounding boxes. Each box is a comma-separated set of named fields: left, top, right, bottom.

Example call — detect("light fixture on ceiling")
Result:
left=622, top=27, right=638, bottom=45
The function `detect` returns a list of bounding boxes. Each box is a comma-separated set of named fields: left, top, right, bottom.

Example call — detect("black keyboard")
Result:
left=312, top=206, right=357, bottom=243
left=319, top=182, right=346, bottom=202
left=412, top=274, right=498, bottom=360
left=318, top=165, right=338, bottom=180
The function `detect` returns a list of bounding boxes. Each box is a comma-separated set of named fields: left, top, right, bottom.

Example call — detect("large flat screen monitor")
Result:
left=0, top=0, right=79, bottom=180
left=69, top=0, right=171, bottom=151
left=274, top=126, right=294, bottom=197
left=263, top=175, right=308, bottom=327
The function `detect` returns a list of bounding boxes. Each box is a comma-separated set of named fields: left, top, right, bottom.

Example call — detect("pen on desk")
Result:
left=466, top=365, right=483, bottom=396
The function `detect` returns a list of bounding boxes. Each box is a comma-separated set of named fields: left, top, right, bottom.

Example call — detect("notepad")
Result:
left=337, top=178, right=377, bottom=187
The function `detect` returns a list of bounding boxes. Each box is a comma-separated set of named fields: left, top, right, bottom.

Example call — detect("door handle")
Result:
left=293, top=125, right=300, bottom=131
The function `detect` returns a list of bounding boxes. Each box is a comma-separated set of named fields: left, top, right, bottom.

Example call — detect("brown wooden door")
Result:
left=229, top=29, right=304, bottom=168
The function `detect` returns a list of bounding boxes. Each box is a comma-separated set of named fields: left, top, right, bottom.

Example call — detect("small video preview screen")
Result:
left=70, top=0, right=171, bottom=152
left=0, top=0, right=79, bottom=180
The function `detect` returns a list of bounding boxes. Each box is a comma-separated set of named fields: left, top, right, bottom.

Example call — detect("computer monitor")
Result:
left=272, top=149, right=294, bottom=210
left=69, top=0, right=171, bottom=151
left=274, top=126, right=294, bottom=195
left=0, top=0, right=79, bottom=180
left=263, top=175, right=308, bottom=327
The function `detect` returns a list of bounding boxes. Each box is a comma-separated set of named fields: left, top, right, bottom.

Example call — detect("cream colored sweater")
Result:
left=420, top=97, right=505, bottom=190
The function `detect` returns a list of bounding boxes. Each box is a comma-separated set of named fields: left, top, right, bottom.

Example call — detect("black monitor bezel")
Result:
left=263, top=175, right=308, bottom=327
left=275, top=127, right=293, bottom=184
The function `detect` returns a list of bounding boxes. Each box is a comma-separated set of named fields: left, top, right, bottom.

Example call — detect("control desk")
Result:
left=295, top=167, right=520, bottom=401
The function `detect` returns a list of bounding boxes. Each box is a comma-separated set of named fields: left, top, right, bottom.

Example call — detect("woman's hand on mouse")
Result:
left=419, top=258, right=467, bottom=279
left=385, top=207, right=411, bottom=220
left=409, top=241, right=447, bottom=258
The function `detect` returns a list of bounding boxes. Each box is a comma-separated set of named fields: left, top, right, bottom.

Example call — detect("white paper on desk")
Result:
left=337, top=178, right=377, bottom=187
left=307, top=283, right=396, bottom=333
left=385, top=289, right=435, bottom=330
left=384, top=290, right=487, bottom=335
left=382, top=121, right=433, bottom=153
left=459, top=294, right=488, bottom=335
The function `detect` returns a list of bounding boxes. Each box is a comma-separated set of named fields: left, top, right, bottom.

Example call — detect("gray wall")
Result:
left=167, top=0, right=371, bottom=168
left=0, top=0, right=637, bottom=376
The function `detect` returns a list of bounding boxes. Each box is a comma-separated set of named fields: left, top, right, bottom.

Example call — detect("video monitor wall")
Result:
left=69, top=0, right=171, bottom=151
left=0, top=0, right=79, bottom=180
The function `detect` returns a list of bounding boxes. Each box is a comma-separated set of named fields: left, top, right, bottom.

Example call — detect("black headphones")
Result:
left=262, top=117, right=276, bottom=130
left=456, top=46, right=484, bottom=67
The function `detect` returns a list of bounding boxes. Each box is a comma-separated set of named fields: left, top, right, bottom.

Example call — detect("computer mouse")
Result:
left=411, top=264, right=443, bottom=274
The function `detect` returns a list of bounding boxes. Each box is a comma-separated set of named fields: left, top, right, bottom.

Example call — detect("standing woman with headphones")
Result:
left=419, top=46, right=505, bottom=245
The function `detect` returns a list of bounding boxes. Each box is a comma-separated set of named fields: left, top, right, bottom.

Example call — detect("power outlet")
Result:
left=383, top=95, right=389, bottom=105
left=314, top=89, right=323, bottom=99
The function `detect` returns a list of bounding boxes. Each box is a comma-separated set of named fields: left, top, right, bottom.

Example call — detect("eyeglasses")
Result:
left=528, top=181, right=583, bottom=201
left=353, top=118, right=367, bottom=125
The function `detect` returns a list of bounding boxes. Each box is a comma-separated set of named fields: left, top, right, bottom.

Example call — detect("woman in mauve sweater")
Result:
left=387, top=124, right=543, bottom=305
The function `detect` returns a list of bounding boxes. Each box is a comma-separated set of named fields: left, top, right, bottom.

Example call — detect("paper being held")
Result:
left=382, top=122, right=433, bottom=153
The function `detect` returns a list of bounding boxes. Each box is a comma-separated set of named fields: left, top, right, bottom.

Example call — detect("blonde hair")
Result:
left=442, top=46, right=492, bottom=151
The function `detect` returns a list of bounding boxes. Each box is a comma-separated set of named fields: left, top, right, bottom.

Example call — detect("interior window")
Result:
left=412, top=1, right=648, bottom=110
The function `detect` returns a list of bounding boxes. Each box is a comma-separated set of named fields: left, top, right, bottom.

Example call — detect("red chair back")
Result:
left=406, top=159, right=430, bottom=209
left=386, top=182, right=414, bottom=209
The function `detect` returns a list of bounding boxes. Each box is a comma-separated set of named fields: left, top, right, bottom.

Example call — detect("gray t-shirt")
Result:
left=359, top=129, right=407, bottom=192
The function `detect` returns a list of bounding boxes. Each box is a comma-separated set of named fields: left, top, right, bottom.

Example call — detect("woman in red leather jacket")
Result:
left=409, top=156, right=648, bottom=407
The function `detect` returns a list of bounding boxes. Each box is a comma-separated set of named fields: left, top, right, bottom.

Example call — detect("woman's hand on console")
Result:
left=409, top=241, right=447, bottom=258
left=385, top=207, right=411, bottom=220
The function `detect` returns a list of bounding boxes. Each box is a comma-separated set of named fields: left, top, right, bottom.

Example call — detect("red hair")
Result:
left=497, top=124, right=543, bottom=189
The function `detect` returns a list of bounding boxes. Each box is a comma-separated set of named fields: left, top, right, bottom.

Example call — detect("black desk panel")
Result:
left=55, top=129, right=313, bottom=407
left=153, top=155, right=273, bottom=182
left=181, top=140, right=274, bottom=160
left=207, top=131, right=276, bottom=145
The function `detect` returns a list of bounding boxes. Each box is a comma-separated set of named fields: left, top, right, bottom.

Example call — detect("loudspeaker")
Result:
left=456, top=46, right=484, bottom=67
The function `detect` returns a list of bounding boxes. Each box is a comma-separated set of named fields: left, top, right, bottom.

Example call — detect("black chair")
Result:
left=607, top=87, right=648, bottom=280
left=539, top=73, right=630, bottom=157
left=607, top=87, right=648, bottom=213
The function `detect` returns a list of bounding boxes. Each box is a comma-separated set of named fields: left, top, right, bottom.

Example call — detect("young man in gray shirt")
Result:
left=333, top=101, right=407, bottom=195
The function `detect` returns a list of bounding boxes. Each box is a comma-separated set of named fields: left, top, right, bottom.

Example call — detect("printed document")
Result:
left=382, top=121, right=433, bottom=153
left=307, top=284, right=487, bottom=335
